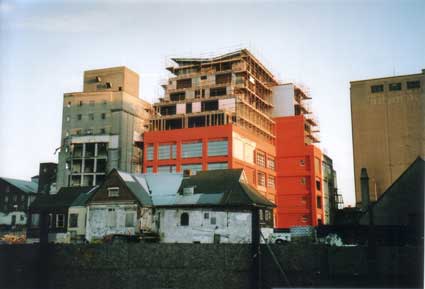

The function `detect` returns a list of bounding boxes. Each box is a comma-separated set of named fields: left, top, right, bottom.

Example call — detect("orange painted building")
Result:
left=143, top=124, right=276, bottom=201
left=274, top=115, right=324, bottom=228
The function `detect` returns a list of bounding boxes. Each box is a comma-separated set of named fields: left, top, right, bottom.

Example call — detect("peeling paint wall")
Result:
left=157, top=208, right=252, bottom=243
left=86, top=203, right=152, bottom=241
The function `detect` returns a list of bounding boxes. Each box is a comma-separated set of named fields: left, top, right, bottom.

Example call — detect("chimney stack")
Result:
left=360, top=168, right=370, bottom=211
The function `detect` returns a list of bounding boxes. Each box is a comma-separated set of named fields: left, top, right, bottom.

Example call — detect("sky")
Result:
left=0, top=0, right=424, bottom=206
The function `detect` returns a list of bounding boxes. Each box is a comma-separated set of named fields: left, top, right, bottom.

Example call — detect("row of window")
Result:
left=66, top=99, right=108, bottom=108
left=31, top=213, right=65, bottom=228
left=146, top=162, right=228, bottom=173
left=257, top=172, right=275, bottom=188
left=146, top=140, right=228, bottom=161
left=65, top=128, right=108, bottom=137
left=65, top=113, right=107, bottom=122
left=371, top=80, right=421, bottom=93
left=3, top=195, right=26, bottom=203
left=300, top=177, right=322, bottom=191
left=256, top=152, right=275, bottom=170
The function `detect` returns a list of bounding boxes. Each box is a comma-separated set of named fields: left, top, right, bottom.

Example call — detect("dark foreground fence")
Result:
left=0, top=243, right=423, bottom=289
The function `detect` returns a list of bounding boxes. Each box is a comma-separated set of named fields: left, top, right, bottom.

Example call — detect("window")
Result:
left=100, top=128, right=106, bottom=134
left=301, top=177, right=306, bottom=185
left=146, top=144, right=154, bottom=161
left=182, top=141, right=202, bottom=158
left=208, top=139, right=228, bottom=156
left=207, top=162, right=228, bottom=170
left=204, top=212, right=209, bottom=219
left=317, top=196, right=322, bottom=208
left=215, top=73, right=231, bottom=85
left=316, top=180, right=321, bottom=191
left=267, top=158, right=275, bottom=170
left=176, top=78, right=192, bottom=89
left=56, top=214, right=65, bottom=228
left=157, top=165, right=176, bottom=173
left=265, top=210, right=271, bottom=221
left=108, top=187, right=120, bottom=197
left=180, top=212, right=189, bottom=226
left=67, top=101, right=71, bottom=108
left=107, top=208, right=116, bottom=227
left=267, top=175, right=275, bottom=188
left=158, top=144, right=176, bottom=160
left=170, top=92, right=185, bottom=101
left=181, top=164, right=202, bottom=173
left=66, top=116, right=70, bottom=122
left=210, top=87, right=226, bottom=97
left=389, top=82, right=402, bottom=91
left=69, top=214, right=78, bottom=228
left=89, top=113, right=94, bottom=120
left=256, top=152, right=266, bottom=167
left=79, top=101, right=83, bottom=106
left=300, top=159, right=305, bottom=166
left=210, top=217, right=216, bottom=225
left=407, top=80, right=420, bottom=89
left=105, top=82, right=112, bottom=88
left=200, top=75, right=207, bottom=80
left=302, top=215, right=309, bottom=223
left=77, top=114, right=82, bottom=120
left=4, top=196, right=8, bottom=202
left=371, top=84, right=384, bottom=93
left=257, top=172, right=266, bottom=186
left=31, top=214, right=40, bottom=228
left=101, top=113, right=106, bottom=119
left=125, top=212, right=135, bottom=227
left=146, top=167, right=153, bottom=173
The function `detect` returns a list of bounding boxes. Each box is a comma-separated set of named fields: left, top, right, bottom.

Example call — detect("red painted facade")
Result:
left=143, top=124, right=276, bottom=201
left=274, top=115, right=324, bottom=228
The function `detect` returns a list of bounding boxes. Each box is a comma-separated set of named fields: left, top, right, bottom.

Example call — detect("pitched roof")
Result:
left=165, top=169, right=275, bottom=208
left=116, top=171, right=153, bottom=206
left=30, top=186, right=94, bottom=210
left=1, top=177, right=38, bottom=194
left=71, top=186, right=98, bottom=206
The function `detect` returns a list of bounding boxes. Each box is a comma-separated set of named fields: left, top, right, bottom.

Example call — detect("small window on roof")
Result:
left=108, top=187, right=120, bottom=197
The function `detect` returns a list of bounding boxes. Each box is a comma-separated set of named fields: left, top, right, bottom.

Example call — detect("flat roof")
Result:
left=350, top=69, right=424, bottom=84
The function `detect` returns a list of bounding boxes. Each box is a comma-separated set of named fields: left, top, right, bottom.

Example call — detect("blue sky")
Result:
left=1, top=0, right=424, bottom=206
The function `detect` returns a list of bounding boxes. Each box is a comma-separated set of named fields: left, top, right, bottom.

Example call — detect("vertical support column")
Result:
left=251, top=207, right=261, bottom=289
left=93, top=143, right=98, bottom=185
left=80, top=143, right=86, bottom=186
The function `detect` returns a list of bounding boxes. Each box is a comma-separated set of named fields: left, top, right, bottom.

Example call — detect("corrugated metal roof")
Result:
left=1, top=177, right=38, bottom=194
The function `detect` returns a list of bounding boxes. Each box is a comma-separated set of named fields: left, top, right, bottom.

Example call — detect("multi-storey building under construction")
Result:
left=144, top=49, right=279, bottom=202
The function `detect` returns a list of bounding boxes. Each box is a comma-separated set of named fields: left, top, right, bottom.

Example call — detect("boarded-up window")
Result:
left=125, top=212, right=135, bottom=227
left=107, top=209, right=116, bottom=227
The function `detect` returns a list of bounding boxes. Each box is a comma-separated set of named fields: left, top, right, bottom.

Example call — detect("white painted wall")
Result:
left=68, top=206, right=87, bottom=237
left=157, top=208, right=252, bottom=244
left=0, top=211, right=27, bottom=226
left=86, top=203, right=152, bottom=241
left=272, top=84, right=295, bottom=117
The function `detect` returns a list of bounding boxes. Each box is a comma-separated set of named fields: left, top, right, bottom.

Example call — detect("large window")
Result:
left=181, top=163, right=202, bottom=173
left=182, top=141, right=202, bottom=158
left=208, top=139, right=228, bottom=156
left=389, top=82, right=402, bottom=91
left=146, top=144, right=154, bottom=161
left=407, top=80, right=420, bottom=89
left=158, top=165, right=176, bottom=173
left=158, top=143, right=176, bottom=160
left=208, top=162, right=228, bottom=170
left=56, top=214, right=65, bottom=228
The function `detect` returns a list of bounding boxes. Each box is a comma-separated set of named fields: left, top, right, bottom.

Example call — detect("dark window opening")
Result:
left=97, top=159, right=107, bottom=172
left=407, top=80, right=420, bottom=89
left=317, top=196, right=322, bottom=209
left=371, top=84, right=384, bottom=93
left=160, top=105, right=177, bottom=116
left=186, top=103, right=192, bottom=113
left=180, top=213, right=189, bottom=226
left=202, top=100, right=219, bottom=112
left=165, top=119, right=183, bottom=130
left=170, top=92, right=186, bottom=101
left=69, top=214, right=78, bottom=228
left=389, top=82, right=402, bottom=91
left=176, top=78, right=192, bottom=89
left=86, top=143, right=95, bottom=157
left=194, top=90, right=200, bottom=98
left=188, top=116, right=206, bottom=128
left=201, top=75, right=207, bottom=80
left=105, top=82, right=112, bottom=89
left=316, top=180, right=321, bottom=191
left=215, top=73, right=232, bottom=85
left=84, top=159, right=94, bottom=173
left=210, top=87, right=227, bottom=97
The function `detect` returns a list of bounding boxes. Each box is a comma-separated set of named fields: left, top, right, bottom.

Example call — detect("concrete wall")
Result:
left=0, top=243, right=422, bottom=289
left=157, top=209, right=252, bottom=243
left=350, top=71, right=425, bottom=204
